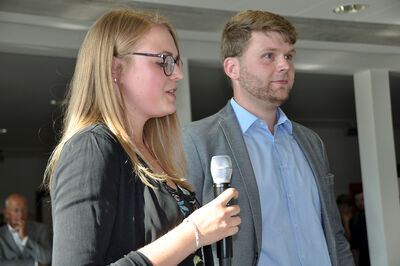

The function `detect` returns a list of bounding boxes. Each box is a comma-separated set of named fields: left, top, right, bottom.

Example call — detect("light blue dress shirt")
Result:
left=230, top=98, right=331, bottom=266
left=7, top=223, right=28, bottom=251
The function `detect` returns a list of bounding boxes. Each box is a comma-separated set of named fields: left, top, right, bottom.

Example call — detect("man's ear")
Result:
left=3, top=208, right=9, bottom=220
left=223, top=57, right=240, bottom=80
left=112, top=56, right=121, bottom=79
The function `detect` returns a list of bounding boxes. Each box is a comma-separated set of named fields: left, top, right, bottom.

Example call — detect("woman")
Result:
left=44, top=9, right=241, bottom=265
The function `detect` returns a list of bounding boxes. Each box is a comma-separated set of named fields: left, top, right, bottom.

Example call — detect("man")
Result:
left=350, top=190, right=370, bottom=266
left=337, top=194, right=353, bottom=241
left=183, top=10, right=354, bottom=266
left=0, top=194, right=52, bottom=266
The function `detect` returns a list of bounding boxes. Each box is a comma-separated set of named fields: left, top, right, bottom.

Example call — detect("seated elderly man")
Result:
left=0, top=193, right=51, bottom=266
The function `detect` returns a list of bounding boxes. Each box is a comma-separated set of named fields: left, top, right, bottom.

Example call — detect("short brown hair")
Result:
left=221, top=10, right=297, bottom=61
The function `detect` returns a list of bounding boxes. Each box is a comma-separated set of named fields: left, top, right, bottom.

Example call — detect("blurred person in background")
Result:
left=0, top=193, right=52, bottom=266
left=336, top=194, right=353, bottom=241
left=350, top=190, right=370, bottom=266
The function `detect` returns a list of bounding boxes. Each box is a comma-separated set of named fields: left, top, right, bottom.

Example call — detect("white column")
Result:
left=354, top=69, right=400, bottom=266
left=176, top=57, right=192, bottom=125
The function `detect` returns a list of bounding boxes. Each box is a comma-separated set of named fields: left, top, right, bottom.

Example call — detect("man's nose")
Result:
left=276, top=56, right=290, bottom=72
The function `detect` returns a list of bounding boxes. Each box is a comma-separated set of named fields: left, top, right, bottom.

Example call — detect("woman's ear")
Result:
left=112, top=56, right=121, bottom=81
left=223, top=57, right=240, bottom=81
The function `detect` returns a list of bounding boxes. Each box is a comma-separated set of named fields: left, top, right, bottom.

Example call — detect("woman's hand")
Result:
left=138, top=188, right=240, bottom=265
left=187, top=188, right=241, bottom=247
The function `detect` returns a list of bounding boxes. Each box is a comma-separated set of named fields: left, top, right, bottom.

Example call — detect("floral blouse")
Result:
left=163, top=183, right=207, bottom=266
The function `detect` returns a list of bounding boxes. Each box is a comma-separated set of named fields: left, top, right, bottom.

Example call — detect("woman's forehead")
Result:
left=135, top=25, right=178, bottom=56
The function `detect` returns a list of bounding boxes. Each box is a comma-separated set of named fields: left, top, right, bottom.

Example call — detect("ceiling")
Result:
left=0, top=0, right=400, bottom=158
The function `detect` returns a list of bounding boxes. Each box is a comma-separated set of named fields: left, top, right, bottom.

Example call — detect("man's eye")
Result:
left=285, top=55, right=293, bottom=60
left=156, top=62, right=165, bottom=67
left=264, top=54, right=273, bottom=59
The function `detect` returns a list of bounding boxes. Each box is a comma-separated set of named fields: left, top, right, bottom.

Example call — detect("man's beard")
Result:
left=238, top=66, right=292, bottom=106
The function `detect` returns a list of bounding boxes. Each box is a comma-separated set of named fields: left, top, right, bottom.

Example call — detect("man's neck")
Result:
left=233, top=95, right=279, bottom=134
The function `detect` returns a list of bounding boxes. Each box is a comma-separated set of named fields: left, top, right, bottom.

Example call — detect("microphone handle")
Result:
left=214, top=183, right=233, bottom=265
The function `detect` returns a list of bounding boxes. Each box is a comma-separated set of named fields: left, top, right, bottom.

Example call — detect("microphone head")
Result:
left=210, top=155, right=232, bottom=184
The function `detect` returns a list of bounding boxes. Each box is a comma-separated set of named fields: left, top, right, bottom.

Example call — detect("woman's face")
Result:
left=116, top=25, right=184, bottom=123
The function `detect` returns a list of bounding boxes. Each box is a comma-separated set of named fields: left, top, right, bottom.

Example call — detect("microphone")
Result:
left=211, top=155, right=233, bottom=266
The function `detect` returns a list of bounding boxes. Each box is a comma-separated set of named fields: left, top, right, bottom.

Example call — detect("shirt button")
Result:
left=288, top=193, right=292, bottom=198
left=301, top=254, right=305, bottom=259
left=295, top=224, right=298, bottom=228
left=281, top=164, right=285, bottom=168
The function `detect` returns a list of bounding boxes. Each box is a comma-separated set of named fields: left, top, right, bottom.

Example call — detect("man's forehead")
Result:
left=6, top=196, right=27, bottom=208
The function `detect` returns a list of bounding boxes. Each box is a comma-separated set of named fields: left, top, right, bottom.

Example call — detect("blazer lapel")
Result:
left=218, top=103, right=263, bottom=253
left=1, top=225, right=23, bottom=255
left=293, top=125, right=321, bottom=179
left=292, top=122, right=336, bottom=257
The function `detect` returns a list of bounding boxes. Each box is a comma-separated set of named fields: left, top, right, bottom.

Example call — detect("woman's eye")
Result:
left=156, top=62, right=165, bottom=68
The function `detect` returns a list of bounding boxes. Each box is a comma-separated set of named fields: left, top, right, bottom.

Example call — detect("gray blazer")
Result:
left=183, top=102, right=354, bottom=266
left=0, top=221, right=52, bottom=266
left=51, top=124, right=212, bottom=266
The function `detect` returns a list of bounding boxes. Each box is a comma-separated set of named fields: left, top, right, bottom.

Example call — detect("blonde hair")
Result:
left=221, top=10, right=297, bottom=61
left=44, top=9, right=191, bottom=190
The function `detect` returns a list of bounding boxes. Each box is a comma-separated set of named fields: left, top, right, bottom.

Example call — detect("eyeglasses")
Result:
left=130, top=52, right=182, bottom=76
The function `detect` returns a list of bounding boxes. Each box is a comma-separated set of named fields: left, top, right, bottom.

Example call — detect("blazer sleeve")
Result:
left=51, top=130, right=151, bottom=266
left=320, top=138, right=355, bottom=266
left=24, top=223, right=52, bottom=264
left=182, top=127, right=206, bottom=204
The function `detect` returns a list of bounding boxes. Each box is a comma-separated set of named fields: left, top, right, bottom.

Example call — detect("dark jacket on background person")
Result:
left=0, top=221, right=52, bottom=265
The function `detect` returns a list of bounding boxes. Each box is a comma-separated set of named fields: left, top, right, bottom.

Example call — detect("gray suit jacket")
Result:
left=0, top=221, right=52, bottom=266
left=51, top=124, right=211, bottom=265
left=183, top=102, right=354, bottom=266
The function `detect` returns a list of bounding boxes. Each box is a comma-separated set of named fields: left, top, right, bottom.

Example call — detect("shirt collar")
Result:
left=7, top=223, right=16, bottom=234
left=230, top=98, right=258, bottom=134
left=276, top=107, right=293, bottom=134
left=230, top=98, right=293, bottom=135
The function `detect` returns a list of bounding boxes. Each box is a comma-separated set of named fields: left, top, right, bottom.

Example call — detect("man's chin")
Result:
left=270, top=88, right=291, bottom=105
left=269, top=95, right=289, bottom=107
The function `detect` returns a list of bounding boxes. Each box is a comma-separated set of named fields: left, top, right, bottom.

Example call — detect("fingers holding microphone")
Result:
left=213, top=188, right=241, bottom=236
left=186, top=188, right=241, bottom=247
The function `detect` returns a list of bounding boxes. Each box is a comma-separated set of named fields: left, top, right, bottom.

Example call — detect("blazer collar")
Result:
left=217, top=102, right=263, bottom=253
left=1, top=224, right=23, bottom=254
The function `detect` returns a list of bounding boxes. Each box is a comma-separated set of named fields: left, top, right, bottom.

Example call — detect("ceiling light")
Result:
left=0, top=128, right=7, bottom=134
left=333, top=4, right=368, bottom=14
left=50, top=99, right=63, bottom=105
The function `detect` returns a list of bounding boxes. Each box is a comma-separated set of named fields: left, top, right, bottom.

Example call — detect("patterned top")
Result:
left=163, top=183, right=206, bottom=266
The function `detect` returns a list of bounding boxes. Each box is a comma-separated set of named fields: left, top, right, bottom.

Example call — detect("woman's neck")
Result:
left=129, top=116, right=177, bottom=190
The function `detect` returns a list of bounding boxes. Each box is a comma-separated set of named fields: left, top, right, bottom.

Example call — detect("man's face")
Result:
left=354, top=192, right=364, bottom=211
left=237, top=31, right=296, bottom=107
left=338, top=203, right=352, bottom=216
left=4, top=196, right=28, bottom=228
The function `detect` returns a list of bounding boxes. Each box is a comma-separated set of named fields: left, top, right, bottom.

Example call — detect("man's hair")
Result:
left=4, top=194, right=27, bottom=209
left=353, top=189, right=363, bottom=197
left=336, top=194, right=353, bottom=206
left=221, top=10, right=297, bottom=61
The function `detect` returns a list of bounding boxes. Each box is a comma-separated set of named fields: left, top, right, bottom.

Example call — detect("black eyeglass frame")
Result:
left=130, top=52, right=182, bottom=76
